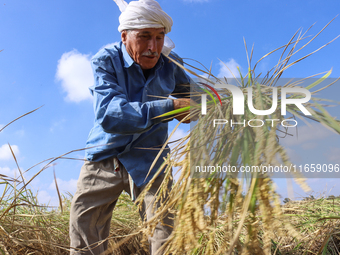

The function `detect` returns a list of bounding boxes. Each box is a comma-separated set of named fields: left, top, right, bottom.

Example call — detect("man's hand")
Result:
left=172, top=98, right=192, bottom=123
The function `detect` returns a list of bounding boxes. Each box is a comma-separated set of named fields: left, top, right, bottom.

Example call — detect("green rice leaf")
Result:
left=156, top=106, right=191, bottom=118
left=305, top=69, right=332, bottom=90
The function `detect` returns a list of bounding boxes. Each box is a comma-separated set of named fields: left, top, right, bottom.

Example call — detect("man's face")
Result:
left=122, top=27, right=165, bottom=70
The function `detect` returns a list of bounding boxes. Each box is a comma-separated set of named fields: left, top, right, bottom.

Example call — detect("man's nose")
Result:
left=148, top=37, right=157, bottom=52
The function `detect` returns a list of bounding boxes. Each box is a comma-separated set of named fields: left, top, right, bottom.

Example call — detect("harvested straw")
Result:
left=134, top=20, right=340, bottom=254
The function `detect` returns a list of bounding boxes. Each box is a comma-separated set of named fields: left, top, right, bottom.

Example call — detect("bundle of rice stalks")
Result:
left=134, top=20, right=340, bottom=254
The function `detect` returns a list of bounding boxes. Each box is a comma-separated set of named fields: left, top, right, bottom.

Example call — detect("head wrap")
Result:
left=113, top=0, right=175, bottom=56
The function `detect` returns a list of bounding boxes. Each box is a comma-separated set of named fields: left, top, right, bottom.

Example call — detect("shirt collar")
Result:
left=121, top=42, right=165, bottom=70
left=121, top=42, right=134, bottom=68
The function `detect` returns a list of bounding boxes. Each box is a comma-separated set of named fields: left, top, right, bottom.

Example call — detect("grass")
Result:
left=0, top=182, right=339, bottom=254
left=280, top=196, right=340, bottom=254
left=0, top=183, right=71, bottom=254
left=0, top=182, right=147, bottom=254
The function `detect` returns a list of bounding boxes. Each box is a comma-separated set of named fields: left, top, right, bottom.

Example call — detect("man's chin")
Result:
left=140, top=60, right=158, bottom=70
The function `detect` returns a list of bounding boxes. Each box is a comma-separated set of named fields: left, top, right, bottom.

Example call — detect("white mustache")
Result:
left=142, top=51, right=159, bottom=57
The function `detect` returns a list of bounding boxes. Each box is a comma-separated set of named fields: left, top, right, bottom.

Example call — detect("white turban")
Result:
left=113, top=0, right=175, bottom=56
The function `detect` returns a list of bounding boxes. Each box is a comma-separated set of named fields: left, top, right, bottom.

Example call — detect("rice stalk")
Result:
left=135, top=20, right=340, bottom=254
left=0, top=106, right=43, bottom=133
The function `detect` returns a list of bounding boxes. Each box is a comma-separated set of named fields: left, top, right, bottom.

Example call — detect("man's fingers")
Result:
left=173, top=98, right=191, bottom=110
left=173, top=98, right=200, bottom=123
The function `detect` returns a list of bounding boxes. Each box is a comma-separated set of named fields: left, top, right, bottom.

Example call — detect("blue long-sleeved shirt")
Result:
left=85, top=42, right=190, bottom=187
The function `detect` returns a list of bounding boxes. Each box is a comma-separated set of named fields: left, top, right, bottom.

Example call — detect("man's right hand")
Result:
left=172, top=98, right=191, bottom=123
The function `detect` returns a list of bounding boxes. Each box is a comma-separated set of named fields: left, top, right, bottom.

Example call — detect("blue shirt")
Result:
left=85, top=42, right=190, bottom=187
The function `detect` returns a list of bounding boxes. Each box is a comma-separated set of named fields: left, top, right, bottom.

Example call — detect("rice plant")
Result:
left=136, top=19, right=340, bottom=254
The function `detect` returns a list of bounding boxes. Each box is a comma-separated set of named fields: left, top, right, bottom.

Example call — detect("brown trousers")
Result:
left=69, top=157, right=173, bottom=255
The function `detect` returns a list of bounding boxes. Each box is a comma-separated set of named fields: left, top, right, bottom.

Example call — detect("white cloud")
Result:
left=49, top=178, right=78, bottom=195
left=31, top=177, right=78, bottom=207
left=0, top=144, right=20, bottom=161
left=56, top=50, right=93, bottom=103
left=0, top=166, right=20, bottom=178
left=30, top=178, right=77, bottom=207
left=169, top=127, right=188, bottom=143
left=33, top=178, right=79, bottom=207
left=280, top=123, right=333, bottom=147
left=36, top=190, right=59, bottom=207
left=0, top=166, right=12, bottom=175
left=217, top=59, right=241, bottom=78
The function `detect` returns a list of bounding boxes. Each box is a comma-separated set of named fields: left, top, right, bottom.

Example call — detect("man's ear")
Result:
left=121, top=31, right=127, bottom=45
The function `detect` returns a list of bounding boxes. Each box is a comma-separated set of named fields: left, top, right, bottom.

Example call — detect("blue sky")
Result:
left=1, top=0, right=340, bottom=206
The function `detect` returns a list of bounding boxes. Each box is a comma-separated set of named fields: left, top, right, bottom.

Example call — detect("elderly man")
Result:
left=69, top=0, right=191, bottom=254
